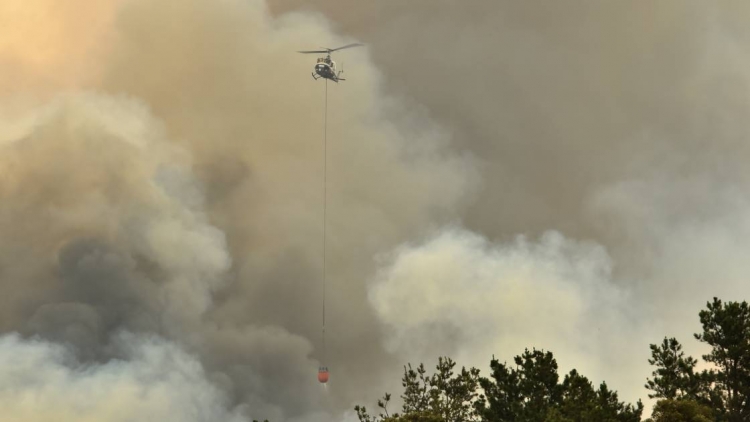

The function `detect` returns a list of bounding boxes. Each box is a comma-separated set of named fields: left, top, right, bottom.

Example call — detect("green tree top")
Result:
left=645, top=337, right=702, bottom=400
left=475, top=348, right=642, bottom=422
left=694, top=297, right=750, bottom=421
left=355, top=357, right=480, bottom=422
left=645, top=399, right=713, bottom=422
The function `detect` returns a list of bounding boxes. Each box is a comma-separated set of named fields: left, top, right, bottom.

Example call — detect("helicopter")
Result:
left=298, top=43, right=363, bottom=82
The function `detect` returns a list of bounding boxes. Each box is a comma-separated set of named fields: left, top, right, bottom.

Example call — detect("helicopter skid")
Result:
left=311, top=73, right=343, bottom=83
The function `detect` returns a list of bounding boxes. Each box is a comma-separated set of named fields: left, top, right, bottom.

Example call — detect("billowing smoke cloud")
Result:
left=0, top=333, right=247, bottom=422
left=0, top=0, right=476, bottom=420
left=369, top=228, right=648, bottom=403
left=6, top=0, right=750, bottom=420
left=0, top=94, right=332, bottom=420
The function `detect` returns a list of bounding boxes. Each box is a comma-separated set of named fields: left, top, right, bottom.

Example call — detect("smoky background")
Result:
left=1, top=0, right=750, bottom=420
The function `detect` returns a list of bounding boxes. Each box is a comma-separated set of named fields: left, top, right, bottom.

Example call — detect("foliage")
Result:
left=353, top=296, right=750, bottom=422
left=475, top=348, right=642, bottom=422
left=694, top=298, right=750, bottom=421
left=645, top=399, right=714, bottom=422
left=645, top=338, right=703, bottom=400
left=355, top=357, right=480, bottom=422
left=646, top=298, right=750, bottom=421
left=476, top=349, right=562, bottom=421
left=356, top=349, right=641, bottom=422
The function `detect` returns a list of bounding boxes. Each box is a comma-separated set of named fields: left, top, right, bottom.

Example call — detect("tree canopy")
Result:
left=355, top=357, right=479, bottom=422
left=645, top=399, right=714, bottom=422
left=352, top=297, right=750, bottom=422
left=645, top=298, right=750, bottom=422
left=356, top=350, right=641, bottom=422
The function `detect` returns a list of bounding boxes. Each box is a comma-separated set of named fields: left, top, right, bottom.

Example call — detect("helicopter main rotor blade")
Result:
left=297, top=43, right=363, bottom=54
left=329, top=43, right=363, bottom=52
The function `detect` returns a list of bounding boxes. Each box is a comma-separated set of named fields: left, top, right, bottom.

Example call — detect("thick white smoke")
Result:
left=368, top=227, right=648, bottom=403
left=0, top=333, right=247, bottom=422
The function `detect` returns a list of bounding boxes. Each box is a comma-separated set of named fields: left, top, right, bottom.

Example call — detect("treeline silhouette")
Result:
left=353, top=297, right=750, bottom=422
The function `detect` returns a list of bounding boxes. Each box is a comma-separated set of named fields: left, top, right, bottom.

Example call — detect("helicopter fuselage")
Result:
left=315, top=63, right=335, bottom=79
left=312, top=57, right=342, bottom=82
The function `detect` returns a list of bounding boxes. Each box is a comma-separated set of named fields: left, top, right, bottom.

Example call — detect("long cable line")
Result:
left=322, top=78, right=328, bottom=366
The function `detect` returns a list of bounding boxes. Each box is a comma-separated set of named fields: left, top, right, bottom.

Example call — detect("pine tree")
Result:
left=694, top=298, right=750, bottom=421
left=645, top=337, right=704, bottom=401
left=355, top=357, right=480, bottom=422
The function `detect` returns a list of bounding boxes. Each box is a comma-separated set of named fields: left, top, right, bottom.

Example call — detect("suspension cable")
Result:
left=322, top=78, right=328, bottom=364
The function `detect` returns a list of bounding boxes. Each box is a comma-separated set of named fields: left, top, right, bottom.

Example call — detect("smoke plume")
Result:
left=4, top=0, right=750, bottom=420
left=0, top=0, right=475, bottom=420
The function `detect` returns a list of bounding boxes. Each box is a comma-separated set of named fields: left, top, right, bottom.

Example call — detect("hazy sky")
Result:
left=2, top=1, right=750, bottom=420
